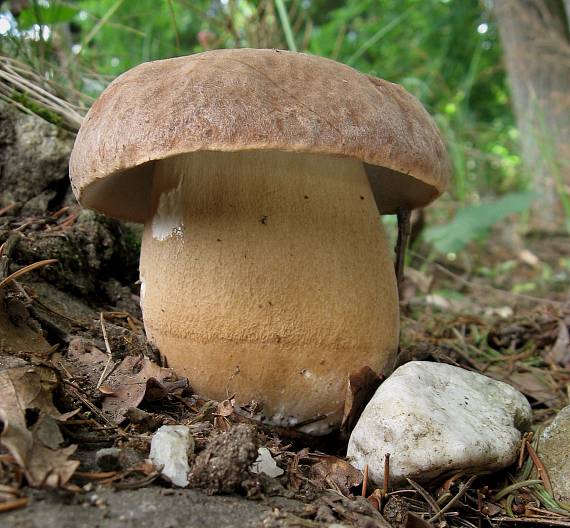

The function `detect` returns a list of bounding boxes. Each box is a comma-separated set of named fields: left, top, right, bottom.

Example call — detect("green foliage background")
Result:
left=0, top=0, right=529, bottom=250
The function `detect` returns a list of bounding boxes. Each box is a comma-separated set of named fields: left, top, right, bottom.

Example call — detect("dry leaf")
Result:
left=63, top=337, right=108, bottom=386
left=213, top=396, right=236, bottom=431
left=310, top=454, right=363, bottom=496
left=547, top=321, right=570, bottom=368
left=0, top=301, right=51, bottom=358
left=215, top=396, right=236, bottom=418
left=101, top=355, right=176, bottom=423
left=341, top=366, right=381, bottom=437
left=0, top=363, right=78, bottom=487
left=487, top=367, right=561, bottom=407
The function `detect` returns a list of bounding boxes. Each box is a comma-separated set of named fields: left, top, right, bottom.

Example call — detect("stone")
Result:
left=150, top=425, right=194, bottom=487
left=347, top=361, right=532, bottom=485
left=539, top=405, right=570, bottom=502
left=0, top=101, right=73, bottom=214
left=250, top=447, right=284, bottom=478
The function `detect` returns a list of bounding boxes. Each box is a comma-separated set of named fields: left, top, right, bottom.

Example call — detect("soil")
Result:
left=3, top=487, right=332, bottom=528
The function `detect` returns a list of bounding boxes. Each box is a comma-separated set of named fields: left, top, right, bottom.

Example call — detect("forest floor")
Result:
left=1, top=103, right=569, bottom=527
left=1, top=200, right=568, bottom=528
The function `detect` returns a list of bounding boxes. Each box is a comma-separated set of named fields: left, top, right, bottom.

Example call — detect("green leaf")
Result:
left=18, top=5, right=78, bottom=29
left=424, top=191, right=536, bottom=254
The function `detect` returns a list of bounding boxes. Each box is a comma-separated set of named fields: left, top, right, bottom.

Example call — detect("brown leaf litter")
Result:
left=0, top=357, right=78, bottom=487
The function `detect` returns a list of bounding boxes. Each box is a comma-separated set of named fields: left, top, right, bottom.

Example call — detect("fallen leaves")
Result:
left=0, top=360, right=79, bottom=487
left=547, top=320, right=570, bottom=368
left=101, top=355, right=177, bottom=423
left=309, top=454, right=363, bottom=496
left=341, top=366, right=381, bottom=437
left=63, top=336, right=177, bottom=423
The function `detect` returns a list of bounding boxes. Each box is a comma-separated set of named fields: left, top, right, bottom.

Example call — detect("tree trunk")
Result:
left=494, top=0, right=570, bottom=231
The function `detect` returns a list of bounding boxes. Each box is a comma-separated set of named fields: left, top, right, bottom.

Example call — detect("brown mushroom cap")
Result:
left=70, top=48, right=449, bottom=222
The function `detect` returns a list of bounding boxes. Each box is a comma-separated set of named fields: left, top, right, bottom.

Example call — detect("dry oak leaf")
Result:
left=547, top=320, right=570, bottom=368
left=309, top=454, right=363, bottom=496
left=0, top=363, right=78, bottom=487
left=341, top=365, right=381, bottom=437
left=101, top=355, right=176, bottom=423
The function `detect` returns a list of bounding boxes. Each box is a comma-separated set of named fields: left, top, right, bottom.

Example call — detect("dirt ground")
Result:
left=5, top=487, right=385, bottom=528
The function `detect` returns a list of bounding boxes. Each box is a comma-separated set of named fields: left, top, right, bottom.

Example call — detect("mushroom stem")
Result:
left=139, top=150, right=398, bottom=434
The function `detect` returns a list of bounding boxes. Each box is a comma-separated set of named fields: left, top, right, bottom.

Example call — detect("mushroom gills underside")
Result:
left=139, top=150, right=399, bottom=435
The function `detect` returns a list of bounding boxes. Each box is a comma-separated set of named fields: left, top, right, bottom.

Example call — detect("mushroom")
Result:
left=69, top=49, right=449, bottom=434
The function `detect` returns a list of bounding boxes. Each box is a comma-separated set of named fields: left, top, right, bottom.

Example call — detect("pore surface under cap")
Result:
left=70, top=48, right=450, bottom=222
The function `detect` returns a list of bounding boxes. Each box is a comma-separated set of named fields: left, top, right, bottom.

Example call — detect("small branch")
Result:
left=0, top=497, right=28, bottom=513
left=428, top=474, right=477, bottom=523
left=383, top=453, right=390, bottom=495
left=0, top=259, right=58, bottom=290
left=407, top=477, right=441, bottom=516
left=394, top=207, right=411, bottom=298
left=526, top=437, right=554, bottom=496
left=0, top=203, right=16, bottom=216
left=96, top=312, right=115, bottom=389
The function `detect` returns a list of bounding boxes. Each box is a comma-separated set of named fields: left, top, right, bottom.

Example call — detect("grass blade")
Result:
left=79, top=0, right=126, bottom=55
left=274, top=0, right=297, bottom=52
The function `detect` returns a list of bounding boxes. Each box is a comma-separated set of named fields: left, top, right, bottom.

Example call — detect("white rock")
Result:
left=250, top=447, right=284, bottom=478
left=347, top=361, right=531, bottom=485
left=539, top=405, right=570, bottom=501
left=150, top=425, right=194, bottom=487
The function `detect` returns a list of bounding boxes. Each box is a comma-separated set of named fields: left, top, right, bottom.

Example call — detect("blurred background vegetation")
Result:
left=0, top=0, right=569, bottom=296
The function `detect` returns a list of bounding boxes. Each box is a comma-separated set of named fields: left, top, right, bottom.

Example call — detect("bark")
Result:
left=494, top=0, right=570, bottom=231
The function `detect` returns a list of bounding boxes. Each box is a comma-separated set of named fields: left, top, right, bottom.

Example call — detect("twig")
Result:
left=362, top=464, right=368, bottom=497
left=518, top=432, right=532, bottom=469
left=73, top=471, right=118, bottom=480
left=0, top=497, right=28, bottom=513
left=429, top=474, right=477, bottom=523
left=0, top=259, right=58, bottom=290
left=407, top=477, right=442, bottom=516
left=526, top=437, right=554, bottom=496
left=494, top=518, right=570, bottom=526
left=0, top=203, right=16, bottom=216
left=383, top=453, right=390, bottom=495
left=96, top=312, right=114, bottom=389
left=394, top=207, right=411, bottom=299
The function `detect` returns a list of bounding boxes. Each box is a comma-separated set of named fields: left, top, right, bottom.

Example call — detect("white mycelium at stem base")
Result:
left=139, top=150, right=399, bottom=434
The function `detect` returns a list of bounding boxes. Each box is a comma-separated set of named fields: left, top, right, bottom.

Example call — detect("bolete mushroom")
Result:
left=69, top=49, right=449, bottom=434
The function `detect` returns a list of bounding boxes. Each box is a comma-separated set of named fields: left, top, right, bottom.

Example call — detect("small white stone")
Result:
left=539, top=405, right=570, bottom=501
left=250, top=447, right=284, bottom=478
left=150, top=425, right=194, bottom=487
left=347, top=361, right=531, bottom=485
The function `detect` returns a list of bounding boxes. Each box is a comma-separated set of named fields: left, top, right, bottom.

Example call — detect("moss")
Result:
left=10, top=90, right=65, bottom=130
